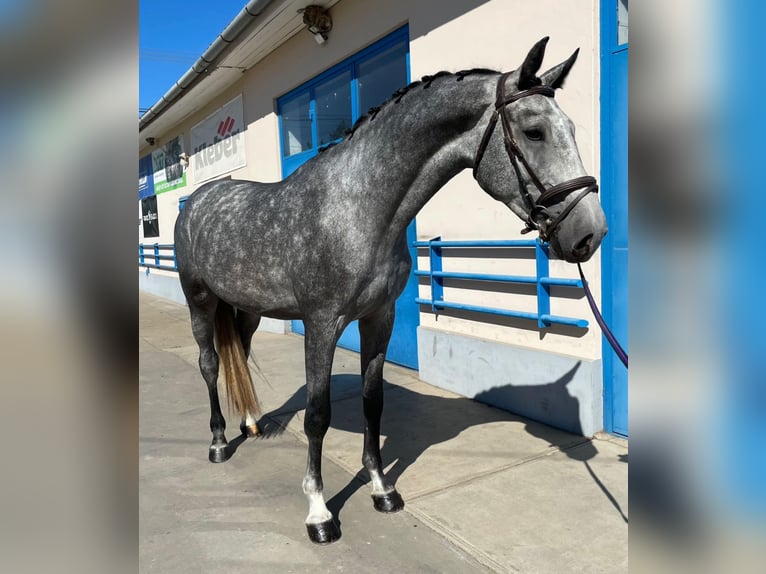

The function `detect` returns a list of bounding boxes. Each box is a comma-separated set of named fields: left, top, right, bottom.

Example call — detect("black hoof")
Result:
left=372, top=491, right=405, bottom=513
left=240, top=422, right=261, bottom=438
left=208, top=445, right=231, bottom=463
left=306, top=519, right=341, bottom=544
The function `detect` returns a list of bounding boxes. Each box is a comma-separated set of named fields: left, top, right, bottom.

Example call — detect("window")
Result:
left=278, top=26, right=409, bottom=177
left=358, top=40, right=408, bottom=112
left=281, top=91, right=312, bottom=157
left=315, top=71, right=352, bottom=147
left=617, top=0, right=628, bottom=45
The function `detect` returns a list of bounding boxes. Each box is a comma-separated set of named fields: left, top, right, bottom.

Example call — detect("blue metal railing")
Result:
left=139, top=243, right=178, bottom=272
left=138, top=237, right=588, bottom=329
left=413, top=237, right=588, bottom=329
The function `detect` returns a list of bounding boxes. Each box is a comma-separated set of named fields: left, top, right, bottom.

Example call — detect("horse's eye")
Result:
left=524, top=129, right=544, bottom=141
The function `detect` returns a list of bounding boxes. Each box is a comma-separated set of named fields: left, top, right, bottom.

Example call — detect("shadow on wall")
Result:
left=407, top=0, right=493, bottom=42
left=417, top=303, right=590, bottom=338
left=416, top=246, right=537, bottom=261
left=419, top=278, right=586, bottom=303
left=474, top=361, right=584, bottom=434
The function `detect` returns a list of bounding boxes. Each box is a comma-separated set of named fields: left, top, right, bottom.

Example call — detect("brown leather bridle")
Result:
left=473, top=72, right=599, bottom=242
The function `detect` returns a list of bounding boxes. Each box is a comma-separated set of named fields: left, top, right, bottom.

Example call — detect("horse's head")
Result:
left=473, top=38, right=607, bottom=263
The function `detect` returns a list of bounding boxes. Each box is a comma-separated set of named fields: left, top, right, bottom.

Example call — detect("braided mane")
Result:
left=317, top=68, right=498, bottom=153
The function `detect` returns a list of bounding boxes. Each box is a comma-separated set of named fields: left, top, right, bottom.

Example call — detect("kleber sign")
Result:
left=191, top=94, right=246, bottom=182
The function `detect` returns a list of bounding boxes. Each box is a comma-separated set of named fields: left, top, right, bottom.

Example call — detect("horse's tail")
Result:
left=214, top=302, right=261, bottom=420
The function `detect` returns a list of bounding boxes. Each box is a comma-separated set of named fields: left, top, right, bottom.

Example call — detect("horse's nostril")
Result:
left=573, top=233, right=593, bottom=254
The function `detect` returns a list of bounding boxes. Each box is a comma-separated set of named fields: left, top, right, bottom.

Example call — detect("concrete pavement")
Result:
left=140, top=292, right=628, bottom=573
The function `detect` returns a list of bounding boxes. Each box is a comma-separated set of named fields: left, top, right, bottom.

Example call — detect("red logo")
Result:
left=217, top=116, right=235, bottom=137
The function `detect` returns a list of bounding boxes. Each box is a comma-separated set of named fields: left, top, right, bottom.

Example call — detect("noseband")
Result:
left=473, top=72, right=598, bottom=241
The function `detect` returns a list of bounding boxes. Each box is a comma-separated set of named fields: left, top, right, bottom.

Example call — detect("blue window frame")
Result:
left=277, top=25, right=409, bottom=177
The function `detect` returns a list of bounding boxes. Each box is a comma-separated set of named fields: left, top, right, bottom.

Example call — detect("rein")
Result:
left=473, top=72, right=598, bottom=241
left=578, top=263, right=629, bottom=368
left=474, top=73, right=627, bottom=368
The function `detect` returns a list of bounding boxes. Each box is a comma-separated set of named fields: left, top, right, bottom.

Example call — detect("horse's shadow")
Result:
left=252, top=362, right=628, bottom=526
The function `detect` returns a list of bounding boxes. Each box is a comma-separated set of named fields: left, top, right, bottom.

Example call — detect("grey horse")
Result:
left=174, top=37, right=607, bottom=544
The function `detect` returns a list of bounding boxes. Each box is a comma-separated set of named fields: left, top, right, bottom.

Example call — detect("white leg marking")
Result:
left=303, top=478, right=332, bottom=524
left=305, top=492, right=332, bottom=525
left=369, top=469, right=394, bottom=496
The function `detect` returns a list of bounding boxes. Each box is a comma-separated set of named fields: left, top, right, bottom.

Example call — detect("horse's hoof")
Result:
left=306, top=519, right=341, bottom=544
left=208, top=444, right=231, bottom=463
left=240, top=422, right=261, bottom=438
left=372, top=491, right=405, bottom=513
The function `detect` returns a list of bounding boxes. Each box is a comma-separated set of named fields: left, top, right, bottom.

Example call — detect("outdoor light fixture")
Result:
left=179, top=152, right=190, bottom=168
left=145, top=137, right=156, bottom=146
left=298, top=5, right=332, bottom=45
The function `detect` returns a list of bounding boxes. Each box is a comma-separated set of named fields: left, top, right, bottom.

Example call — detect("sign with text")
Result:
left=152, top=134, right=187, bottom=194
left=191, top=94, right=246, bottom=182
left=139, top=154, right=155, bottom=199
left=141, top=196, right=159, bottom=238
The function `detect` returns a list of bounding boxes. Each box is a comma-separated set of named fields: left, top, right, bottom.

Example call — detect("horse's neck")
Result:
left=337, top=74, right=496, bottom=243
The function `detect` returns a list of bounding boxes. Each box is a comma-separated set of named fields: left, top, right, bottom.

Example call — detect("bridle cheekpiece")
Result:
left=473, top=72, right=599, bottom=242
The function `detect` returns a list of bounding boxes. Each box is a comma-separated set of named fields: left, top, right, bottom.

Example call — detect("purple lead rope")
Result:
left=577, top=263, right=628, bottom=369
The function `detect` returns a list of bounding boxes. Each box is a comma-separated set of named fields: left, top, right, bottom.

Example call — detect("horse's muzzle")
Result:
left=551, top=224, right=607, bottom=263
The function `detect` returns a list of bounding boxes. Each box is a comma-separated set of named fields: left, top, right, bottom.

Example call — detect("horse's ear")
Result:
left=518, top=36, right=549, bottom=90
left=540, top=48, right=580, bottom=89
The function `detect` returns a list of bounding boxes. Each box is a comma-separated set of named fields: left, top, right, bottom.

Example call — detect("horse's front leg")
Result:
left=359, top=304, right=404, bottom=513
left=302, top=319, right=341, bottom=544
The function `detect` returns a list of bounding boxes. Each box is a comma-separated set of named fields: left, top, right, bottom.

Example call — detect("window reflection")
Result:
left=358, top=41, right=408, bottom=112
left=618, top=0, right=628, bottom=45
left=282, top=92, right=312, bottom=156
left=315, top=71, right=352, bottom=147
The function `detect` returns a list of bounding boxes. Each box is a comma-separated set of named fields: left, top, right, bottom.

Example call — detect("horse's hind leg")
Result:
left=359, top=303, right=404, bottom=513
left=187, top=297, right=230, bottom=463
left=301, top=317, right=342, bottom=544
left=236, top=310, right=261, bottom=437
